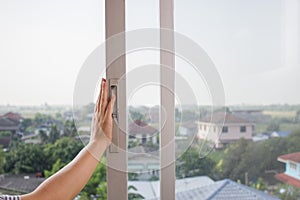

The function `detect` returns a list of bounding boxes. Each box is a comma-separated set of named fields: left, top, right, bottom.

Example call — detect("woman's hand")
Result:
left=90, top=78, right=115, bottom=148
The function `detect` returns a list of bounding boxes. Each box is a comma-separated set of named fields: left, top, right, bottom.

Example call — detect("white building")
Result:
left=198, top=112, right=254, bottom=148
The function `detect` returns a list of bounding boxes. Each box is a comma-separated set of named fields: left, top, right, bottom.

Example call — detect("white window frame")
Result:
left=105, top=0, right=175, bottom=199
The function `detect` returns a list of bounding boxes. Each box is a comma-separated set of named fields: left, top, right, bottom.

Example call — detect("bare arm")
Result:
left=21, top=79, right=115, bottom=200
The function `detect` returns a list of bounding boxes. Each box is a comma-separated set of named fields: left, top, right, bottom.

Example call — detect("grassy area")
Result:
left=263, top=110, right=296, bottom=119
left=255, top=123, right=300, bottom=134
left=280, top=123, right=300, bottom=132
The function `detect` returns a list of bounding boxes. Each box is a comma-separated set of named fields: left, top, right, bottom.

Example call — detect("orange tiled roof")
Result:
left=278, top=152, right=300, bottom=163
left=275, top=173, right=300, bottom=188
left=128, top=119, right=158, bottom=135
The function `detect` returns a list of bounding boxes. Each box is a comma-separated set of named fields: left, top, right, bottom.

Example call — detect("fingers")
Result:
left=95, top=78, right=105, bottom=112
left=101, top=80, right=108, bottom=117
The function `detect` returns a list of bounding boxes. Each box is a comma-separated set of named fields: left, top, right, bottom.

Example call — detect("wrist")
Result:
left=90, top=134, right=111, bottom=148
left=86, top=139, right=108, bottom=161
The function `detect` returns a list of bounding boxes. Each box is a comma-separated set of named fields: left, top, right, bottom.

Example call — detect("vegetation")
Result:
left=1, top=105, right=300, bottom=198
left=3, top=137, right=83, bottom=175
left=176, top=146, right=216, bottom=179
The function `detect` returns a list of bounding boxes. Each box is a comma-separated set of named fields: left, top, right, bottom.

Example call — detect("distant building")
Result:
left=197, top=112, right=254, bottom=148
left=128, top=146, right=159, bottom=180
left=231, top=109, right=271, bottom=123
left=21, top=133, right=41, bottom=144
left=0, top=174, right=45, bottom=194
left=275, top=152, right=300, bottom=188
left=1, top=112, right=23, bottom=124
left=178, top=121, right=197, bottom=136
left=128, top=120, right=158, bottom=145
left=0, top=117, right=19, bottom=134
left=0, top=114, right=21, bottom=149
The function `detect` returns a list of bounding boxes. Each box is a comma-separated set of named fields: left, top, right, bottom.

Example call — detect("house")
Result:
left=129, top=176, right=279, bottom=200
left=128, top=120, right=158, bottom=145
left=0, top=117, right=19, bottom=134
left=21, top=133, right=41, bottom=144
left=177, top=121, right=197, bottom=136
left=197, top=112, right=254, bottom=148
left=0, top=116, right=21, bottom=149
left=1, top=112, right=23, bottom=124
left=128, top=146, right=159, bottom=180
left=0, top=174, right=45, bottom=194
left=275, top=152, right=300, bottom=188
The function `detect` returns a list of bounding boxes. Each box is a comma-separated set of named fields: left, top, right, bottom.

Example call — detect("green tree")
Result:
left=63, top=120, right=77, bottom=137
left=0, top=145, right=5, bottom=174
left=267, top=121, right=280, bottom=132
left=128, top=185, right=144, bottom=200
left=44, top=137, right=83, bottom=169
left=0, top=131, right=11, bottom=137
left=33, top=113, right=51, bottom=125
left=176, top=146, right=216, bottom=178
left=39, top=129, right=48, bottom=144
left=20, top=118, right=33, bottom=132
left=80, top=160, right=107, bottom=199
left=220, top=137, right=290, bottom=184
left=48, top=125, right=60, bottom=143
left=221, top=139, right=251, bottom=182
left=4, top=143, right=47, bottom=174
left=44, top=159, right=66, bottom=178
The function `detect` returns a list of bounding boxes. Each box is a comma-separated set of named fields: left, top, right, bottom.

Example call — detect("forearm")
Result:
left=21, top=140, right=107, bottom=200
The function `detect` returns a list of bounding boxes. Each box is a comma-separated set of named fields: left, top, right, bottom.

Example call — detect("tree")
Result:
left=267, top=121, right=280, bottom=132
left=44, top=159, right=66, bottom=178
left=0, top=131, right=11, bottom=137
left=4, top=143, right=47, bottom=174
left=220, top=138, right=289, bottom=184
left=80, top=160, right=107, bottom=199
left=20, top=118, right=33, bottom=132
left=48, top=125, right=60, bottom=143
left=43, top=137, right=83, bottom=169
left=294, top=110, right=300, bottom=123
left=176, top=146, right=216, bottom=178
left=63, top=120, right=77, bottom=137
left=221, top=139, right=251, bottom=182
left=39, top=129, right=48, bottom=144
left=128, top=185, right=144, bottom=200
left=0, top=146, right=5, bottom=174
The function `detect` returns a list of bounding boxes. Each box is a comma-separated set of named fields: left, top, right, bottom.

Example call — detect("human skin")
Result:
left=21, top=78, right=115, bottom=200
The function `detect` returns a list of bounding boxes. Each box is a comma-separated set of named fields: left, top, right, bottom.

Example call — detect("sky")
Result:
left=0, top=0, right=299, bottom=106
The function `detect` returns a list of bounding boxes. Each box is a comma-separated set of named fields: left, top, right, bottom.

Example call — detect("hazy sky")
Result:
left=0, top=0, right=299, bottom=106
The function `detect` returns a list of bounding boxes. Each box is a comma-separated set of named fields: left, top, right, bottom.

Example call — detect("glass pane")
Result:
left=126, top=1, right=161, bottom=199
left=175, top=0, right=300, bottom=199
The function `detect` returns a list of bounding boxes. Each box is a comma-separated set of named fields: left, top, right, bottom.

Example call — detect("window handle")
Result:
left=109, top=79, right=119, bottom=153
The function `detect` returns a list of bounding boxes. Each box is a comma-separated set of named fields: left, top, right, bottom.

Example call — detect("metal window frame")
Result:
left=105, top=0, right=127, bottom=199
left=160, top=0, right=175, bottom=199
left=105, top=0, right=175, bottom=199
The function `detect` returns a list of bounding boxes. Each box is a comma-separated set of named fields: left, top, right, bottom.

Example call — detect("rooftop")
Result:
left=0, top=118, right=19, bottom=131
left=275, top=173, right=300, bottom=189
left=0, top=174, right=45, bottom=194
left=278, top=152, right=300, bottom=163
left=200, top=112, right=251, bottom=124
left=128, top=119, right=158, bottom=135
left=129, top=176, right=279, bottom=200
left=174, top=179, right=279, bottom=200
left=1, top=112, right=23, bottom=122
